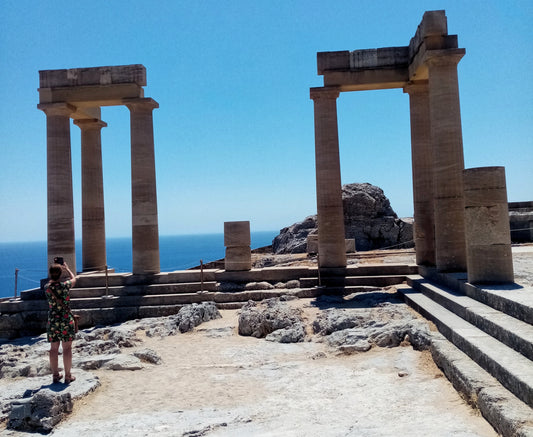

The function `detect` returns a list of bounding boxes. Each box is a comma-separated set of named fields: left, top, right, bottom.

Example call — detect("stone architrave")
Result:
left=426, top=52, right=467, bottom=272
left=37, top=102, right=77, bottom=272
left=74, top=119, right=107, bottom=272
left=224, top=221, right=251, bottom=271
left=125, top=98, right=160, bottom=275
left=404, top=81, right=436, bottom=266
left=310, top=87, right=347, bottom=269
left=463, top=167, right=514, bottom=284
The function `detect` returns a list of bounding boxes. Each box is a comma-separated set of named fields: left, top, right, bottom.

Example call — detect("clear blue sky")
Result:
left=0, top=0, right=531, bottom=242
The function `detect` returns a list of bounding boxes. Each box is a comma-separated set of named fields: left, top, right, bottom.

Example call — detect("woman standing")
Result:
left=45, top=261, right=77, bottom=384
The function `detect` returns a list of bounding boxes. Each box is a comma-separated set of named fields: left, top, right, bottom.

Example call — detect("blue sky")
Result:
left=0, top=0, right=531, bottom=242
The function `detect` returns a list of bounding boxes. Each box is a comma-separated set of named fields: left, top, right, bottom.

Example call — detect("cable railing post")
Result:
left=14, top=268, right=19, bottom=298
left=200, top=259, right=204, bottom=292
left=105, top=264, right=109, bottom=298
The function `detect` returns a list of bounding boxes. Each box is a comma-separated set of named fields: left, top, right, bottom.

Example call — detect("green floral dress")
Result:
left=45, top=280, right=75, bottom=342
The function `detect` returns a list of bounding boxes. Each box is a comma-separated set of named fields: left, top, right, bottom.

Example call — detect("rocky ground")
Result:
left=1, top=245, right=531, bottom=436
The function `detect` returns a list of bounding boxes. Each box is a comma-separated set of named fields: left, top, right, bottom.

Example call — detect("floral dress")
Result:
left=45, top=280, right=75, bottom=342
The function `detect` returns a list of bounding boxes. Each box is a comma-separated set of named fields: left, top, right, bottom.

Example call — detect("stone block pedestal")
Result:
left=224, top=221, right=251, bottom=271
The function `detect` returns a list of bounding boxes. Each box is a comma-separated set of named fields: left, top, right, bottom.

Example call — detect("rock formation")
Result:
left=238, top=298, right=306, bottom=343
left=272, top=183, right=414, bottom=254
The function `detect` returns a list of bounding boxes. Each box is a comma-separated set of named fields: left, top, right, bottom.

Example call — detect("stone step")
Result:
left=300, top=275, right=407, bottom=288
left=320, top=264, right=418, bottom=277
left=70, top=282, right=218, bottom=298
left=406, top=276, right=533, bottom=361
left=399, top=286, right=533, bottom=408
left=418, top=265, right=533, bottom=325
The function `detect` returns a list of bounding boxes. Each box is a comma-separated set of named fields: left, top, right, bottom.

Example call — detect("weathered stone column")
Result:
left=125, top=98, right=160, bottom=274
left=404, top=81, right=436, bottom=266
left=426, top=52, right=467, bottom=272
left=37, top=102, right=77, bottom=272
left=224, top=221, right=252, bottom=271
left=463, top=167, right=514, bottom=284
left=310, top=87, right=346, bottom=269
left=74, top=118, right=107, bottom=272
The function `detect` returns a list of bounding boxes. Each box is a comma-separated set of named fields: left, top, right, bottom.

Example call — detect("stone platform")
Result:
left=0, top=264, right=418, bottom=340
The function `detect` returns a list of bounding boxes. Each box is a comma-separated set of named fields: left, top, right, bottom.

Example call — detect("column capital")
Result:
left=37, top=102, right=76, bottom=116
left=73, top=118, right=108, bottom=130
left=123, top=97, right=159, bottom=112
left=403, top=80, right=429, bottom=95
left=310, top=87, right=340, bottom=101
left=424, top=49, right=465, bottom=68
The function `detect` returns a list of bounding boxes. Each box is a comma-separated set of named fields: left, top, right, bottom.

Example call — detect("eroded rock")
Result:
left=238, top=298, right=304, bottom=342
left=273, top=183, right=414, bottom=253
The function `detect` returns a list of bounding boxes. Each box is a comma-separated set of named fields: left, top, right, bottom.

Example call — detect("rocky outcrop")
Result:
left=272, top=183, right=414, bottom=253
left=238, top=298, right=305, bottom=342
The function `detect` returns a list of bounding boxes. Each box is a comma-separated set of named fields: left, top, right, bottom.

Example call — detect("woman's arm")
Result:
left=63, top=263, right=77, bottom=288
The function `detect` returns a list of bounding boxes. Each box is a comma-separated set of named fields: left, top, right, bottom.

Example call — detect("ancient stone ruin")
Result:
left=38, top=65, right=159, bottom=275
left=310, top=10, right=513, bottom=283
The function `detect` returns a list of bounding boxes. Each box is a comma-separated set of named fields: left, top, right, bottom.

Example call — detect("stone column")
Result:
left=224, top=221, right=252, bottom=271
left=426, top=52, right=467, bottom=272
left=37, top=102, right=77, bottom=272
left=310, top=87, right=347, bottom=269
left=404, top=81, right=436, bottom=266
left=125, top=98, right=160, bottom=274
left=463, top=167, right=514, bottom=284
left=74, top=118, right=107, bottom=272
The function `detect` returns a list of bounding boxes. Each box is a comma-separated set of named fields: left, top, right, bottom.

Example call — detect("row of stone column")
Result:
left=311, top=50, right=513, bottom=282
left=38, top=98, right=160, bottom=275
left=404, top=53, right=467, bottom=271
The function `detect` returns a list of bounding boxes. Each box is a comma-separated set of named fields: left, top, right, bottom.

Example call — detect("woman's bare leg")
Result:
left=62, top=341, right=73, bottom=380
left=49, top=342, right=60, bottom=377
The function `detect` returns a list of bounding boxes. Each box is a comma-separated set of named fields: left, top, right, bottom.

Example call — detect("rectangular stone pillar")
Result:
left=125, top=98, right=160, bottom=274
left=75, top=118, right=107, bottom=272
left=426, top=52, right=467, bottom=272
left=37, top=102, right=77, bottom=273
left=310, top=87, right=347, bottom=269
left=404, top=81, right=436, bottom=266
left=464, top=167, right=514, bottom=284
left=224, top=221, right=251, bottom=271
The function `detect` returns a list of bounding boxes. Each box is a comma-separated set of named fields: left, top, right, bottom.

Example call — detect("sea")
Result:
left=0, top=231, right=278, bottom=299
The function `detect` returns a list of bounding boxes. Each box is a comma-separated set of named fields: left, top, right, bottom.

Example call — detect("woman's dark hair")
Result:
left=49, top=264, right=63, bottom=281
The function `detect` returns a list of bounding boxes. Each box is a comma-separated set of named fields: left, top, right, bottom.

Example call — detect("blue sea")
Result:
left=0, top=231, right=278, bottom=299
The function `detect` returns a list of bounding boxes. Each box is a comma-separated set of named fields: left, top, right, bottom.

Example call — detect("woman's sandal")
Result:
left=52, top=373, right=63, bottom=384
left=64, top=375, right=76, bottom=384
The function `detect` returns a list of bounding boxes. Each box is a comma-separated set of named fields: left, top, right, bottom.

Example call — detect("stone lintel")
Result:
left=323, top=68, right=408, bottom=91
left=317, top=47, right=408, bottom=75
left=39, top=64, right=146, bottom=88
left=38, top=83, right=144, bottom=107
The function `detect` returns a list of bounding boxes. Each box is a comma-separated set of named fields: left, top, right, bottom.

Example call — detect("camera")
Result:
left=54, top=257, right=64, bottom=265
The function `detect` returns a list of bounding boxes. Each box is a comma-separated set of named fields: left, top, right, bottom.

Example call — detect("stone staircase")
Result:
left=1, top=263, right=417, bottom=339
left=299, top=264, right=418, bottom=291
left=397, top=269, right=533, bottom=435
